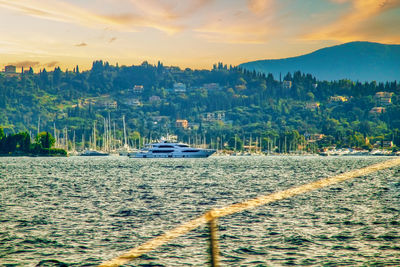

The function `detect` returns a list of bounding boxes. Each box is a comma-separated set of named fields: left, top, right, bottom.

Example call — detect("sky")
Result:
left=0, top=0, right=399, bottom=72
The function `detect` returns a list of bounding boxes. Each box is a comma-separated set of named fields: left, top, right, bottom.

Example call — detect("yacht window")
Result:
left=182, top=150, right=200, bottom=153
left=152, top=150, right=174, bottom=153
left=177, top=145, right=189, bottom=147
left=158, top=145, right=174, bottom=148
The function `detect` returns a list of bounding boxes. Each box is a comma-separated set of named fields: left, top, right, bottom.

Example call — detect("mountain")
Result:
left=239, top=41, right=400, bottom=82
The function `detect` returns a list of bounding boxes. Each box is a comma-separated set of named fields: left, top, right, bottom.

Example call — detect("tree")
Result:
left=53, top=67, right=62, bottom=86
left=358, top=121, right=372, bottom=138
left=306, top=92, right=315, bottom=101
left=14, top=132, right=31, bottom=152
left=0, top=127, right=4, bottom=140
left=227, top=136, right=243, bottom=151
left=36, top=132, right=55, bottom=149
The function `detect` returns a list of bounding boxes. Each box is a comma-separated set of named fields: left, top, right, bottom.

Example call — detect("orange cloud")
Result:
left=129, top=0, right=213, bottom=18
left=194, top=0, right=278, bottom=44
left=305, top=0, right=400, bottom=42
left=196, top=23, right=275, bottom=44
left=0, top=0, right=184, bottom=34
left=247, top=0, right=274, bottom=15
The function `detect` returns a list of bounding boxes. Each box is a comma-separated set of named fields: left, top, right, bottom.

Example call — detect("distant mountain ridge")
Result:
left=239, top=41, right=400, bottom=82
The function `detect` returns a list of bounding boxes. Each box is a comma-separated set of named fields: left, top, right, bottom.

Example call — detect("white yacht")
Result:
left=129, top=141, right=215, bottom=158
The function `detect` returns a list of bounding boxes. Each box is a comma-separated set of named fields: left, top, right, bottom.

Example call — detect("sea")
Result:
left=0, top=156, right=399, bottom=266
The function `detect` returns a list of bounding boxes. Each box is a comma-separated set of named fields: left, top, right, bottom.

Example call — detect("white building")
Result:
left=173, top=82, right=186, bottom=92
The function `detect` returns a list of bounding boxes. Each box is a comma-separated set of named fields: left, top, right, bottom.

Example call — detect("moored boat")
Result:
left=80, top=150, right=109, bottom=156
left=129, top=141, right=215, bottom=158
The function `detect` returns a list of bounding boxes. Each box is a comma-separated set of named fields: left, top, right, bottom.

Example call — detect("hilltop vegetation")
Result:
left=0, top=60, right=400, bottom=151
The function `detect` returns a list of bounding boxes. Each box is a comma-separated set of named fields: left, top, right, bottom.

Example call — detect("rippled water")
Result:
left=0, top=156, right=399, bottom=266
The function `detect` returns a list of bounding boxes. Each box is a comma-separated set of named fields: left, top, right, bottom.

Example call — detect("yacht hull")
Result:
left=131, top=150, right=215, bottom=158
left=128, top=140, right=216, bottom=158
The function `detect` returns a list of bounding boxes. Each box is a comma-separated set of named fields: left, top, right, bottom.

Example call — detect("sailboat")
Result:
left=117, top=115, right=137, bottom=156
left=80, top=121, right=109, bottom=156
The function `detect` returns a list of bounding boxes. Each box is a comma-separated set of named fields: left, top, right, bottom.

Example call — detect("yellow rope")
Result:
left=99, top=157, right=400, bottom=267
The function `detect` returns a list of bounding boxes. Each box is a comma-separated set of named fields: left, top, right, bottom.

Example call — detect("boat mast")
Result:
left=103, top=117, right=107, bottom=152
left=82, top=133, right=85, bottom=151
left=53, top=122, right=57, bottom=148
left=73, top=131, right=76, bottom=152
left=113, top=121, right=116, bottom=151
left=64, top=127, right=68, bottom=151
left=37, top=116, right=40, bottom=137
left=123, top=115, right=128, bottom=148
left=93, top=121, right=96, bottom=150
left=108, top=112, right=112, bottom=151
left=234, top=134, right=237, bottom=152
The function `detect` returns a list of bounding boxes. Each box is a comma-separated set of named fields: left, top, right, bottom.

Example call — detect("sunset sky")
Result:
left=1, top=0, right=399, bottom=72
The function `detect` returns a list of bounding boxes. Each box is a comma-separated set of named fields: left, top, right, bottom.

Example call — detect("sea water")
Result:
left=0, top=156, right=399, bottom=266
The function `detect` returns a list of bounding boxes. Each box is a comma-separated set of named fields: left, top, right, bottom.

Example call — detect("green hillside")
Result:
left=1, top=60, right=400, bottom=151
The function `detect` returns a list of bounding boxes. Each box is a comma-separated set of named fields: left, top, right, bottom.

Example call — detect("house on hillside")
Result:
left=149, top=95, right=161, bottom=103
left=369, top=107, right=386, bottom=114
left=96, top=100, right=117, bottom=109
left=203, top=83, right=220, bottom=91
left=283, top=80, right=292, bottom=89
left=304, top=133, right=325, bottom=142
left=175, top=119, right=188, bottom=129
left=173, top=83, right=186, bottom=92
left=124, top=99, right=141, bottom=106
left=330, top=96, right=348, bottom=102
left=374, top=92, right=393, bottom=105
left=202, top=111, right=226, bottom=122
left=306, top=102, right=320, bottom=110
left=133, top=85, right=144, bottom=94
left=374, top=140, right=393, bottom=148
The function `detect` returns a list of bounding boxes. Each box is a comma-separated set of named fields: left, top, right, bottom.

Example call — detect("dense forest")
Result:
left=1, top=60, right=399, bottom=152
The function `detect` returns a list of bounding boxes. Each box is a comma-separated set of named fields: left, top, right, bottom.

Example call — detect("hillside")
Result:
left=1, top=61, right=400, bottom=151
left=239, top=42, right=400, bottom=82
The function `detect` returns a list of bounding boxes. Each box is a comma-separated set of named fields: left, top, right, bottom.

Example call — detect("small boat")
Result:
left=80, top=150, right=109, bottom=156
left=129, top=141, right=215, bottom=158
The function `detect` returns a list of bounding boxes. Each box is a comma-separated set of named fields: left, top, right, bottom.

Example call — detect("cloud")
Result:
left=0, top=0, right=212, bottom=34
left=196, top=23, right=275, bottom=44
left=247, top=0, right=273, bottom=15
left=7, top=61, right=40, bottom=68
left=46, top=61, right=59, bottom=68
left=304, top=0, right=400, bottom=42
left=75, top=42, right=87, bottom=47
left=194, top=1, right=278, bottom=44
left=129, top=0, right=213, bottom=19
